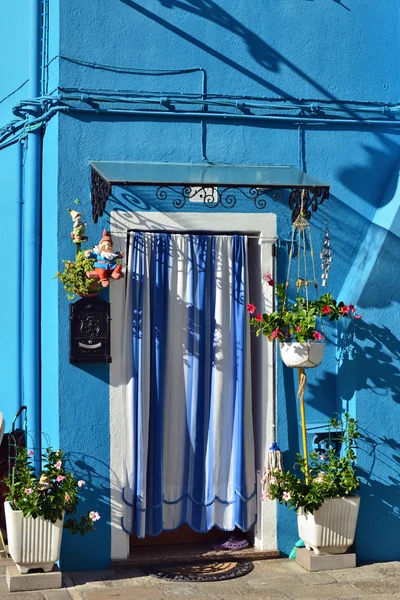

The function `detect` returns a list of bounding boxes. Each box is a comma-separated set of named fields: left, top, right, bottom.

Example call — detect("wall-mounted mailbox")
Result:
left=70, top=297, right=111, bottom=364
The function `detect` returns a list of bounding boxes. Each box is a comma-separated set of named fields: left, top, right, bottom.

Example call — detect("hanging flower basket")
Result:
left=279, top=341, right=326, bottom=369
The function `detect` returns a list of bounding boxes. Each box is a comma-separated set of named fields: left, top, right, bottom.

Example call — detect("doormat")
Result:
left=142, top=560, right=254, bottom=582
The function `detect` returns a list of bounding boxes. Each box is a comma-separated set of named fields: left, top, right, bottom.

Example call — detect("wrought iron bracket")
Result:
left=91, top=169, right=112, bottom=224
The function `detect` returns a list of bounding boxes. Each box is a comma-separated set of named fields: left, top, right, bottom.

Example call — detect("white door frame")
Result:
left=109, top=209, right=277, bottom=559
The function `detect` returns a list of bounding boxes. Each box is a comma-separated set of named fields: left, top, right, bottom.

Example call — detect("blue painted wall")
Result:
left=0, top=4, right=29, bottom=427
left=1, top=0, right=400, bottom=568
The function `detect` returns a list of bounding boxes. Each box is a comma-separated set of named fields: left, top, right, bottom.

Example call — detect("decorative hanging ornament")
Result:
left=320, top=221, right=332, bottom=288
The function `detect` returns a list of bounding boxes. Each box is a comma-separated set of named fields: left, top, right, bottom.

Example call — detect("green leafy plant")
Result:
left=4, top=447, right=100, bottom=535
left=248, top=276, right=361, bottom=343
left=266, top=413, right=360, bottom=514
left=56, top=251, right=101, bottom=300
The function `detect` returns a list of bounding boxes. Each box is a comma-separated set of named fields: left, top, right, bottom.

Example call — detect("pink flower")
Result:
left=282, top=491, right=291, bottom=501
left=322, top=305, right=331, bottom=315
left=296, top=326, right=302, bottom=332
left=25, top=488, right=34, bottom=495
left=28, top=450, right=34, bottom=456
left=56, top=475, right=66, bottom=482
left=65, top=493, right=70, bottom=502
left=270, top=327, right=283, bottom=340
left=261, top=492, right=270, bottom=500
left=247, top=303, right=256, bottom=314
left=349, top=304, right=356, bottom=313
left=355, top=314, right=362, bottom=319
left=77, top=480, right=86, bottom=488
left=341, top=305, right=350, bottom=315
left=55, top=461, right=62, bottom=469
left=312, top=331, right=323, bottom=341
left=264, top=272, right=274, bottom=286
left=89, top=511, right=101, bottom=522
left=255, top=313, right=263, bottom=323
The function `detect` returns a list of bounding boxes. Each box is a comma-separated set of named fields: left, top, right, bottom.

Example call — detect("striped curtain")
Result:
left=122, top=232, right=256, bottom=537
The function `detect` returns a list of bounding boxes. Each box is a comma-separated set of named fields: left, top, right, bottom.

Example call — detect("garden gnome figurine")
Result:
left=68, top=209, right=88, bottom=243
left=85, top=229, right=124, bottom=288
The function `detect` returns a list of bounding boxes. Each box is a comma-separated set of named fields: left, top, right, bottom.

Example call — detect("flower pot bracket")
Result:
left=90, top=161, right=330, bottom=224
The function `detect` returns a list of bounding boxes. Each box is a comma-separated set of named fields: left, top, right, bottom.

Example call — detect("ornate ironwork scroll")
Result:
left=155, top=185, right=285, bottom=211
left=91, top=169, right=112, bottom=224
left=289, top=187, right=330, bottom=222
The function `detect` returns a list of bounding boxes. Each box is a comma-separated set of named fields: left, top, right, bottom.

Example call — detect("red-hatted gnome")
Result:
left=85, top=230, right=124, bottom=288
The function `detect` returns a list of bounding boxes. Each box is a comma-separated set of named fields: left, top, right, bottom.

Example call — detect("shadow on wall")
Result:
left=357, top=437, right=400, bottom=562
left=121, top=0, right=358, bottom=109
left=305, top=0, right=350, bottom=10
left=60, top=451, right=112, bottom=570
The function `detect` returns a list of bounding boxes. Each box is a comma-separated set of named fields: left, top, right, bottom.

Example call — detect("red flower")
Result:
left=322, top=305, right=331, bottom=314
left=312, top=331, right=323, bottom=341
left=270, top=327, right=283, bottom=340
left=255, top=313, right=263, bottom=323
left=247, top=303, right=256, bottom=314
left=355, top=314, right=362, bottom=319
left=296, top=326, right=302, bottom=332
left=264, top=272, right=274, bottom=286
left=341, top=305, right=350, bottom=315
left=349, top=304, right=356, bottom=312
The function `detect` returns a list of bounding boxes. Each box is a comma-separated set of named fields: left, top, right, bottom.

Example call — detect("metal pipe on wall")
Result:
left=23, top=0, right=42, bottom=449
left=15, top=141, right=23, bottom=418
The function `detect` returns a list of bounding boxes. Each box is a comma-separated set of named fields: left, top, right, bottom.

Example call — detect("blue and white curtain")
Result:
left=122, top=232, right=256, bottom=538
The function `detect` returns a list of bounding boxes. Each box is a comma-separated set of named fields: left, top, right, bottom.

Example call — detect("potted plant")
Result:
left=266, top=413, right=360, bottom=555
left=4, top=447, right=100, bottom=573
left=248, top=275, right=361, bottom=368
left=56, top=251, right=102, bottom=300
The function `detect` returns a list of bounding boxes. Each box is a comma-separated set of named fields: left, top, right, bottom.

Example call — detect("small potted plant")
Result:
left=4, top=447, right=100, bottom=573
left=56, top=251, right=102, bottom=300
left=266, top=413, right=360, bottom=555
left=248, top=274, right=361, bottom=368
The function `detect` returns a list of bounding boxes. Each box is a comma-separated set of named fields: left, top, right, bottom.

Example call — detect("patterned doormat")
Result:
left=142, top=560, right=254, bottom=582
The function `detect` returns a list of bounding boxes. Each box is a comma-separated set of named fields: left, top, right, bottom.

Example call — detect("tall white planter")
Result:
left=5, top=501, right=64, bottom=573
left=279, top=342, right=325, bottom=368
left=297, top=496, right=360, bottom=555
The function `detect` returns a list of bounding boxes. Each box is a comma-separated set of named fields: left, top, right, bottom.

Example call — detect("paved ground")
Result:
left=2, top=558, right=400, bottom=600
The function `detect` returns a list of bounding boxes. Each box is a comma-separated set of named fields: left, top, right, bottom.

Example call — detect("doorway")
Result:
left=109, top=211, right=277, bottom=560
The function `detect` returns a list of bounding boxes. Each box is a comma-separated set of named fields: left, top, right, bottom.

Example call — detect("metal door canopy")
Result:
left=90, top=161, right=330, bottom=223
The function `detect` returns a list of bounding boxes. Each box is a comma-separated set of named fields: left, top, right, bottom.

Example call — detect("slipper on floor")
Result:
left=212, top=535, right=249, bottom=551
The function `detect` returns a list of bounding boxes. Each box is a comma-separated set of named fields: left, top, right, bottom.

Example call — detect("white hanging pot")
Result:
left=297, top=495, right=360, bottom=555
left=5, top=501, right=64, bottom=574
left=279, top=341, right=325, bottom=368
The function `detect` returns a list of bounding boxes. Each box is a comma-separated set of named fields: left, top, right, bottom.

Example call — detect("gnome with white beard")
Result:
left=85, top=229, right=124, bottom=288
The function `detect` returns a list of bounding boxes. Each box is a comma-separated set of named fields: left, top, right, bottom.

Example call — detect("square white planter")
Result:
left=297, top=495, right=360, bottom=555
left=5, top=501, right=64, bottom=574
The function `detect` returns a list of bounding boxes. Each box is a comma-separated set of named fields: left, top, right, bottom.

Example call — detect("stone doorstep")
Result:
left=6, top=565, right=62, bottom=592
left=296, top=548, right=356, bottom=572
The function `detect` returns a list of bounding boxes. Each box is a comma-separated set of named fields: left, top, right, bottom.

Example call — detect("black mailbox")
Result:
left=70, top=297, right=111, bottom=364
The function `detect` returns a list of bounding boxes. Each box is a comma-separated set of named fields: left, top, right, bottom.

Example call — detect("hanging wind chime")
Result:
left=320, top=217, right=333, bottom=288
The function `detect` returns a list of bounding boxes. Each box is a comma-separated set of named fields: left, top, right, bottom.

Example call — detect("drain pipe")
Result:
left=24, top=0, right=42, bottom=449
left=15, top=141, right=24, bottom=420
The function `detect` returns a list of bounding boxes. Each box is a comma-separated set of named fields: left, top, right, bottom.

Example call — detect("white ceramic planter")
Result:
left=279, top=342, right=325, bottom=368
left=5, top=501, right=64, bottom=573
left=297, top=495, right=360, bottom=555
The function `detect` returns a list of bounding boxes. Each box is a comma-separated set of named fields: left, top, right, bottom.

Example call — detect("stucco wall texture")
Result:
left=0, top=0, right=399, bottom=569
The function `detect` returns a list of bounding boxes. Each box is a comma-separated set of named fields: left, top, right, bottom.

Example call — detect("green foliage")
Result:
left=4, top=447, right=98, bottom=535
left=55, top=251, right=101, bottom=300
left=249, top=283, right=358, bottom=342
left=268, top=413, right=360, bottom=514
